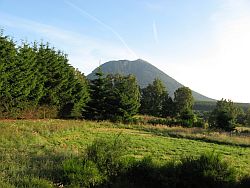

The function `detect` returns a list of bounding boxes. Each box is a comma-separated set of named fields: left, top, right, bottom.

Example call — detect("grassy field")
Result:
left=0, top=119, right=249, bottom=187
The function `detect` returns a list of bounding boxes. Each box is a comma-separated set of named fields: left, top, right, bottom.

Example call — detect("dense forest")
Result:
left=1, top=31, right=250, bottom=130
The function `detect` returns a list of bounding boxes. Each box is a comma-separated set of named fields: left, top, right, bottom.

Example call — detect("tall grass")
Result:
left=0, top=119, right=249, bottom=187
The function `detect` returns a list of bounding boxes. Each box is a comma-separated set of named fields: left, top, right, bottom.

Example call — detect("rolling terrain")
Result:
left=0, top=119, right=249, bottom=187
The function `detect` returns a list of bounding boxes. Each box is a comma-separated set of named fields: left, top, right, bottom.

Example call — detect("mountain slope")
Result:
left=87, top=59, right=215, bottom=101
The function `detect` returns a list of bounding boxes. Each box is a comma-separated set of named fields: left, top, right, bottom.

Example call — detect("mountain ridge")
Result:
left=87, top=59, right=215, bottom=102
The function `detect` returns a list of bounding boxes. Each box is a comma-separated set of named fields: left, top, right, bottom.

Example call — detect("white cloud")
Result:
left=152, top=21, right=159, bottom=44
left=0, top=12, right=136, bottom=75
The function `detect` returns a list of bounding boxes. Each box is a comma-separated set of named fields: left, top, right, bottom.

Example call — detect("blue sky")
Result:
left=1, top=0, right=250, bottom=102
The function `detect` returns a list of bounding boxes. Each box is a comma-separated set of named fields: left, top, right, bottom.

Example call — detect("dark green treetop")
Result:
left=174, top=86, right=194, bottom=115
left=140, top=78, right=168, bottom=117
left=209, top=99, right=239, bottom=131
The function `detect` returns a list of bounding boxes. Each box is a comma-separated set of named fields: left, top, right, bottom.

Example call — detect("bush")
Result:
left=62, top=139, right=243, bottom=188
left=111, top=153, right=237, bottom=188
left=63, top=159, right=103, bottom=187
left=172, top=153, right=237, bottom=188
left=63, top=136, right=128, bottom=187
left=193, top=117, right=208, bottom=128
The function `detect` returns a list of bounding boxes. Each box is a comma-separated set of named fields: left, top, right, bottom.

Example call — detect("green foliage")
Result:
left=63, top=136, right=128, bottom=187
left=20, top=177, right=53, bottom=188
left=0, top=180, right=15, bottom=188
left=0, top=32, right=89, bottom=119
left=85, top=71, right=140, bottom=121
left=110, top=153, right=237, bottom=188
left=105, top=74, right=141, bottom=121
left=174, top=87, right=194, bottom=115
left=246, top=108, right=250, bottom=127
left=209, top=99, right=240, bottom=131
left=62, top=137, right=238, bottom=188
left=140, top=78, right=169, bottom=117
left=63, top=158, right=103, bottom=187
left=162, top=96, right=175, bottom=117
left=59, top=68, right=90, bottom=119
left=84, top=68, right=107, bottom=120
left=179, top=109, right=197, bottom=127
left=0, top=33, right=18, bottom=116
left=168, top=153, right=237, bottom=188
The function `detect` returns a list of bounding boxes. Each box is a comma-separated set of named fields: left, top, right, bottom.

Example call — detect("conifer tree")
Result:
left=13, top=42, right=39, bottom=108
left=174, top=87, right=194, bottom=115
left=0, top=33, right=17, bottom=116
left=84, top=67, right=107, bottom=120
left=59, top=68, right=89, bottom=118
left=105, top=74, right=140, bottom=121
left=0, top=32, right=89, bottom=118
left=140, top=78, right=168, bottom=117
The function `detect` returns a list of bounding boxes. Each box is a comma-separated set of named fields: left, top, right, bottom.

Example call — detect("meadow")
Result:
left=0, top=119, right=249, bottom=187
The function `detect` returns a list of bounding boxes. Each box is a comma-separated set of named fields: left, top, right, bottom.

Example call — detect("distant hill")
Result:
left=87, top=59, right=215, bottom=102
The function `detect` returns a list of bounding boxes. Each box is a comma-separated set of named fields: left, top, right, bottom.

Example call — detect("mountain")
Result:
left=87, top=59, right=215, bottom=102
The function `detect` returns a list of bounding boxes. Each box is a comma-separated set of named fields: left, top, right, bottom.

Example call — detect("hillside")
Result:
left=0, top=119, right=249, bottom=187
left=87, top=59, right=215, bottom=101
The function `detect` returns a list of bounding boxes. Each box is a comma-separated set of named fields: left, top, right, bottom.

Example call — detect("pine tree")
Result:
left=174, top=87, right=194, bottom=115
left=105, top=74, right=140, bottom=121
left=84, top=67, right=107, bottom=120
left=0, top=32, right=17, bottom=116
left=59, top=68, right=89, bottom=118
left=12, top=42, right=40, bottom=108
left=140, top=78, right=168, bottom=117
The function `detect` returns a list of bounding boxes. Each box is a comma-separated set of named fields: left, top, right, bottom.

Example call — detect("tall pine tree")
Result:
left=105, top=74, right=141, bottom=121
left=0, top=32, right=17, bottom=116
left=84, top=67, right=107, bottom=120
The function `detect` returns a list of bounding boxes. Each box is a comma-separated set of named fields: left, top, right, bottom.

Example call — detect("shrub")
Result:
left=63, top=136, right=128, bottom=187
left=111, top=153, right=237, bottom=188
left=171, top=153, right=237, bottom=188
left=110, top=156, right=162, bottom=188
left=63, top=140, right=241, bottom=188
left=63, top=159, right=103, bottom=187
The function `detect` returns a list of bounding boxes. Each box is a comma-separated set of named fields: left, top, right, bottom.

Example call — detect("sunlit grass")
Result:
left=0, top=119, right=249, bottom=187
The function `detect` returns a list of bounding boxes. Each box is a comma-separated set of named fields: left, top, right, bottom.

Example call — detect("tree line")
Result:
left=0, top=32, right=89, bottom=118
left=1, top=31, right=250, bottom=131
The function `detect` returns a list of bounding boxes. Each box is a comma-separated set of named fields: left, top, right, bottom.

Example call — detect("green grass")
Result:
left=0, top=119, right=249, bottom=187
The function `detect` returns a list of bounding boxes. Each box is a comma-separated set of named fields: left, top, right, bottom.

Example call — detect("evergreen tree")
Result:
left=140, top=78, right=168, bottom=117
left=162, top=95, right=175, bottom=117
left=209, top=99, right=238, bottom=131
left=174, top=87, right=194, bottom=115
left=59, top=68, right=89, bottom=118
left=0, top=32, right=90, bottom=119
left=0, top=32, right=17, bottom=116
left=36, top=43, right=90, bottom=118
left=105, top=74, right=140, bottom=121
left=84, top=67, right=107, bottom=120
left=38, top=43, right=69, bottom=106
left=14, top=42, right=40, bottom=107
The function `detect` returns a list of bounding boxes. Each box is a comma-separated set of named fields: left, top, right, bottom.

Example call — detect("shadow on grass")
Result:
left=132, top=126, right=250, bottom=148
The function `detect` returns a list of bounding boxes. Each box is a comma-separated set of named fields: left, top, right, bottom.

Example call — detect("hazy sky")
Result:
left=1, top=0, right=250, bottom=102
